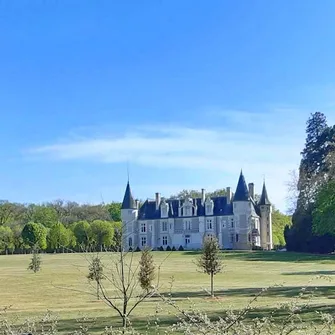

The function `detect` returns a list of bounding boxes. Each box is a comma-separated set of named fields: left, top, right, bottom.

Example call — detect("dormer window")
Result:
left=205, top=197, right=214, bottom=216
left=160, top=199, right=169, bottom=218
left=183, top=198, right=193, bottom=217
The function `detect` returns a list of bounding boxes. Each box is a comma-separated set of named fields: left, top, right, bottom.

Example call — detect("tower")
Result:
left=121, top=181, right=138, bottom=250
left=259, top=181, right=273, bottom=250
left=232, top=170, right=252, bottom=250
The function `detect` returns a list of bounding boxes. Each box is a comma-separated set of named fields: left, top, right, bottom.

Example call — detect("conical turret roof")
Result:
left=233, top=170, right=249, bottom=201
left=121, top=182, right=136, bottom=209
left=259, top=181, right=271, bottom=205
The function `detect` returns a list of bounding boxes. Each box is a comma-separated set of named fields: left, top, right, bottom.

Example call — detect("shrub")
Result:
left=135, top=246, right=141, bottom=252
left=159, top=246, right=164, bottom=251
left=166, top=246, right=171, bottom=251
left=178, top=245, right=184, bottom=251
left=171, top=246, right=176, bottom=251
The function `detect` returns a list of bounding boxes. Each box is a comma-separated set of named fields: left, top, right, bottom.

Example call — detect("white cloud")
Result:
left=28, top=109, right=310, bottom=212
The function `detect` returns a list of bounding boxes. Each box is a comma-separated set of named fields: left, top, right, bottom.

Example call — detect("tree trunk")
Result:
left=96, top=281, right=99, bottom=300
left=210, top=272, right=214, bottom=297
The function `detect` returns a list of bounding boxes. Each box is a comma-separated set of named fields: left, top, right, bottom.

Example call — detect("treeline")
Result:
left=0, top=201, right=122, bottom=254
left=285, top=112, right=335, bottom=253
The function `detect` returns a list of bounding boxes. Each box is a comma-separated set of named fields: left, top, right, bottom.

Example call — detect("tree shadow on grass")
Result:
left=17, top=303, right=335, bottom=334
left=161, top=285, right=335, bottom=300
left=182, top=251, right=335, bottom=263
left=282, top=270, right=335, bottom=276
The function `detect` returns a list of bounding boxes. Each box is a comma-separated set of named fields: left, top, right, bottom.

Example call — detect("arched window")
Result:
left=128, top=237, right=132, bottom=247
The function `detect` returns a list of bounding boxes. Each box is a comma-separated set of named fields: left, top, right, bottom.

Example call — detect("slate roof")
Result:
left=233, top=171, right=250, bottom=201
left=259, top=182, right=271, bottom=206
left=137, top=196, right=234, bottom=220
left=121, top=182, right=137, bottom=209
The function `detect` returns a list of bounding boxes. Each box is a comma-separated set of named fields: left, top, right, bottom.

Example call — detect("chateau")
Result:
left=121, top=171, right=273, bottom=251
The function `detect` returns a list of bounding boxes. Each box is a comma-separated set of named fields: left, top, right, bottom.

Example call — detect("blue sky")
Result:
left=1, top=0, right=335, bottom=212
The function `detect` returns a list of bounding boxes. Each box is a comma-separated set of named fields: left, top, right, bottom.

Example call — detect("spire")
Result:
left=233, top=170, right=249, bottom=201
left=121, top=182, right=136, bottom=209
left=259, top=181, right=271, bottom=205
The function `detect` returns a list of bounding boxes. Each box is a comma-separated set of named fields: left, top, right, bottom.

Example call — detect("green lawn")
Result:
left=1, top=251, right=335, bottom=333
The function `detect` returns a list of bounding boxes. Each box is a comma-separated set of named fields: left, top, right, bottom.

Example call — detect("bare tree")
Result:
left=285, top=169, right=299, bottom=214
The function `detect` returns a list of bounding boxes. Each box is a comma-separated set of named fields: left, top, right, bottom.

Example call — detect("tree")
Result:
left=107, top=202, right=122, bottom=222
left=89, top=249, right=156, bottom=329
left=138, top=247, right=155, bottom=293
left=87, top=254, right=104, bottom=300
left=30, top=205, right=58, bottom=228
left=28, top=247, right=42, bottom=273
left=90, top=220, right=114, bottom=251
left=21, top=222, right=47, bottom=250
left=72, top=220, right=92, bottom=250
left=0, top=226, right=15, bottom=254
left=48, top=222, right=73, bottom=252
left=0, top=201, right=16, bottom=226
left=170, top=188, right=226, bottom=199
left=197, top=236, right=223, bottom=297
left=312, top=180, right=335, bottom=236
left=271, top=207, right=291, bottom=248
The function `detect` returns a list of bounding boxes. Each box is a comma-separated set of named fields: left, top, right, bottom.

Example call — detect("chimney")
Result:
left=135, top=199, right=139, bottom=209
left=248, top=183, right=255, bottom=199
left=201, top=188, right=205, bottom=205
left=155, top=192, right=161, bottom=210
left=226, top=187, right=232, bottom=204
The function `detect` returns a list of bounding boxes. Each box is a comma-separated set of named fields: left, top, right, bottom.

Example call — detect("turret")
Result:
left=259, top=181, right=273, bottom=250
left=121, top=181, right=138, bottom=250
left=232, top=170, right=252, bottom=250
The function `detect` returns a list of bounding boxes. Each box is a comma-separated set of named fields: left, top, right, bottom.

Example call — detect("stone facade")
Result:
left=121, top=171, right=273, bottom=251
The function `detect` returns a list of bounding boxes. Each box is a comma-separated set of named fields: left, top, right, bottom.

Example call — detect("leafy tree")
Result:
left=138, top=247, right=155, bottom=293
left=30, top=205, right=58, bottom=228
left=0, top=226, right=15, bottom=254
left=271, top=208, right=291, bottom=247
left=90, top=220, right=114, bottom=251
left=171, top=189, right=226, bottom=199
left=312, top=180, right=335, bottom=236
left=28, top=247, right=42, bottom=273
left=107, top=202, right=122, bottom=222
left=197, top=236, right=223, bottom=297
left=87, top=254, right=104, bottom=300
left=48, top=222, right=73, bottom=252
left=72, top=220, right=92, bottom=250
left=0, top=200, right=16, bottom=226
left=21, top=222, right=47, bottom=250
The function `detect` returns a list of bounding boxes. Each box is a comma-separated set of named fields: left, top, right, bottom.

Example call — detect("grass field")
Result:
left=1, top=251, right=335, bottom=333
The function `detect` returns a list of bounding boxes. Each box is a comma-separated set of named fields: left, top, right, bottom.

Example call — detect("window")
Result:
left=206, top=219, right=213, bottom=230
left=185, top=220, right=191, bottom=230
left=185, top=235, right=190, bottom=245
left=170, top=223, right=172, bottom=230
left=236, top=234, right=239, bottom=242
left=128, top=237, right=132, bottom=247
left=162, top=236, right=168, bottom=245
left=231, top=219, right=234, bottom=228
left=267, top=232, right=270, bottom=237
left=162, top=221, right=168, bottom=232
left=184, top=207, right=191, bottom=216
left=248, top=234, right=251, bottom=242
left=141, top=236, right=147, bottom=246
left=140, top=223, right=146, bottom=233
left=230, top=234, right=234, bottom=243
left=267, top=223, right=269, bottom=228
